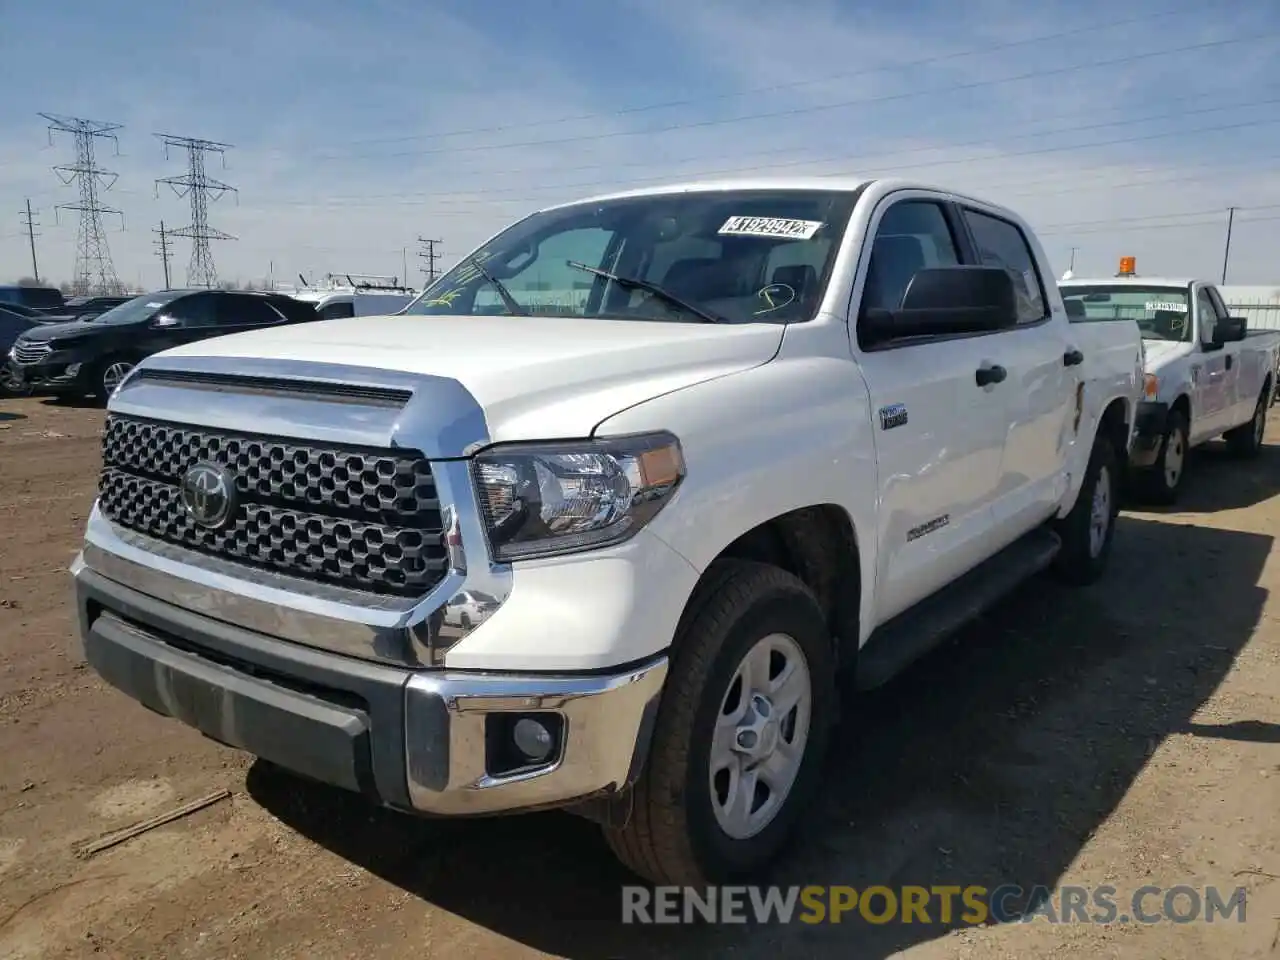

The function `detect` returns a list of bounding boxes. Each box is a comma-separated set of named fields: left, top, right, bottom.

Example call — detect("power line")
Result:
left=285, top=93, right=1280, bottom=209
left=155, top=133, right=238, bottom=288
left=153, top=221, right=172, bottom=290
left=417, top=238, right=443, bottom=283
left=40, top=112, right=124, bottom=294
left=310, top=2, right=1206, bottom=151
left=251, top=113, right=1280, bottom=215
left=308, top=31, right=1280, bottom=163
left=318, top=84, right=1280, bottom=195
left=19, top=199, right=40, bottom=282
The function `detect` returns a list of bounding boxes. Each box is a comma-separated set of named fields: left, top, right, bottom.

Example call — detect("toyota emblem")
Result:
left=180, top=462, right=237, bottom=528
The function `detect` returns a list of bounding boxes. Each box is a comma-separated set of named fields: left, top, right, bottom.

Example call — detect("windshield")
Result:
left=402, top=189, right=860, bottom=325
left=91, top=291, right=184, bottom=325
left=1060, top=285, right=1191, bottom=342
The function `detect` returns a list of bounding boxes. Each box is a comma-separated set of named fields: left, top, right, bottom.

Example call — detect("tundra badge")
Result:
left=879, top=403, right=909, bottom=431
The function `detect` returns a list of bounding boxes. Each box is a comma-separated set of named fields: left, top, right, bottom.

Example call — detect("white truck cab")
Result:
left=72, top=177, right=1142, bottom=885
left=1059, top=275, right=1279, bottom=503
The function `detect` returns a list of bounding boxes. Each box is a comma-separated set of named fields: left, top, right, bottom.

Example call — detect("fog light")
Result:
left=66, top=363, right=81, bottom=376
left=512, top=717, right=554, bottom=762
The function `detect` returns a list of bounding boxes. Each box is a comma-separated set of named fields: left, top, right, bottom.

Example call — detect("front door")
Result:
left=853, top=195, right=1011, bottom=626
left=1192, top=285, right=1231, bottom=441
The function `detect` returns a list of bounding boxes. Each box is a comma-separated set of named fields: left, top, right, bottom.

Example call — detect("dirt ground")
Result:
left=2, top=395, right=1279, bottom=960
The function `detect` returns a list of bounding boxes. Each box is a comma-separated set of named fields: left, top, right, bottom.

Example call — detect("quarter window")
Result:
left=962, top=210, right=1047, bottom=325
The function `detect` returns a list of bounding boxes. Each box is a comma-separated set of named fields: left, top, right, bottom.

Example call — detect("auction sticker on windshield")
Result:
left=1145, top=301, right=1187, bottom=312
left=718, top=216, right=824, bottom=240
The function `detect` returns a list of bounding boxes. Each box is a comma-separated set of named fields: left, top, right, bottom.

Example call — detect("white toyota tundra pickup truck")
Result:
left=1059, top=276, right=1280, bottom=503
left=71, top=178, right=1143, bottom=885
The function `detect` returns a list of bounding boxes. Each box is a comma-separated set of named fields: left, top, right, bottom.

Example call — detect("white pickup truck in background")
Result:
left=72, top=177, right=1142, bottom=886
left=1060, top=276, right=1280, bottom=503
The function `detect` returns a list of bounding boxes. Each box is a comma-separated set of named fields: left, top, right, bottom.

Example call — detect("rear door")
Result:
left=957, top=205, right=1075, bottom=547
left=851, top=193, right=1012, bottom=625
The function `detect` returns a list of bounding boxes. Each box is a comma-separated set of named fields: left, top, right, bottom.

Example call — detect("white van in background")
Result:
left=283, top=274, right=419, bottom=320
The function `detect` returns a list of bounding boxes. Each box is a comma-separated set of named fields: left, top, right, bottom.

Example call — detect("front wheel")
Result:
left=603, top=561, right=837, bottom=885
left=95, top=359, right=135, bottom=403
left=1053, top=431, right=1119, bottom=585
left=1136, top=409, right=1189, bottom=505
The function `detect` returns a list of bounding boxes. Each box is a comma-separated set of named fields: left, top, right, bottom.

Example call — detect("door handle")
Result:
left=1063, top=348, right=1084, bottom=367
left=1226, top=355, right=1233, bottom=370
left=975, top=364, right=1007, bottom=387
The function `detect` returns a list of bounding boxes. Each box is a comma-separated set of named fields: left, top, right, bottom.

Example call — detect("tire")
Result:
left=93, top=358, right=136, bottom=404
left=603, top=560, right=838, bottom=886
left=1225, top=386, right=1268, bottom=459
left=1135, top=409, right=1189, bottom=506
left=0, top=365, right=32, bottom=398
left=1052, top=431, right=1120, bottom=586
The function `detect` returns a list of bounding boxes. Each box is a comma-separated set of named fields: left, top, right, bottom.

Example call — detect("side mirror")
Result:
left=1216, top=315, right=1247, bottom=344
left=152, top=314, right=179, bottom=328
left=861, top=266, right=1017, bottom=347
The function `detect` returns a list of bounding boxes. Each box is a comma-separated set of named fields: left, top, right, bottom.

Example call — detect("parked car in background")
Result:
left=0, top=302, right=77, bottom=326
left=0, top=284, right=66, bottom=315
left=1060, top=275, right=1280, bottom=503
left=62, top=295, right=133, bottom=322
left=5, top=288, right=320, bottom=402
left=0, top=307, right=41, bottom=395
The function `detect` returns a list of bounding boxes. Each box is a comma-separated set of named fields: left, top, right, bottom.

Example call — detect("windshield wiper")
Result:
left=566, top=260, right=724, bottom=324
left=464, top=255, right=526, bottom=316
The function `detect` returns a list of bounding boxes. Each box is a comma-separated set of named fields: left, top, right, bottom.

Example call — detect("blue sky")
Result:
left=1, top=0, right=1279, bottom=288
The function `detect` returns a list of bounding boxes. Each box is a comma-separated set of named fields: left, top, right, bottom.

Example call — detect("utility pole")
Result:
left=39, top=113, right=125, bottom=294
left=1221, top=206, right=1236, bottom=286
left=20, top=199, right=40, bottom=282
left=155, top=133, right=238, bottom=288
left=153, top=221, right=172, bottom=290
left=417, top=237, right=442, bottom=284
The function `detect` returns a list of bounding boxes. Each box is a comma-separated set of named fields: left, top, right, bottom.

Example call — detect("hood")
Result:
left=149, top=314, right=784, bottom=443
left=1141, top=338, right=1190, bottom=370
left=20, top=318, right=102, bottom=342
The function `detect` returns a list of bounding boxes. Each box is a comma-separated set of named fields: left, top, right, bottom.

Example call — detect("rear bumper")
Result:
left=1130, top=400, right=1169, bottom=469
left=73, top=558, right=667, bottom=816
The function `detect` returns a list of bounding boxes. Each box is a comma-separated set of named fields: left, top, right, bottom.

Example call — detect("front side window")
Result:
left=402, top=189, right=860, bottom=325
left=861, top=200, right=961, bottom=316
left=1196, top=287, right=1219, bottom=345
left=1059, top=286, right=1192, bottom=342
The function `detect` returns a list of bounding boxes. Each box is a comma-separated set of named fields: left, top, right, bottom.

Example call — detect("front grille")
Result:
left=12, top=341, right=51, bottom=364
left=98, top=414, right=449, bottom=598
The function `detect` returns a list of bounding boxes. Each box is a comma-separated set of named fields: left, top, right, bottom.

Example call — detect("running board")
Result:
left=854, top=526, right=1062, bottom=691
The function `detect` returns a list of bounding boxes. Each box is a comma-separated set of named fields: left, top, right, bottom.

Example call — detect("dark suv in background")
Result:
left=5, top=288, right=319, bottom=402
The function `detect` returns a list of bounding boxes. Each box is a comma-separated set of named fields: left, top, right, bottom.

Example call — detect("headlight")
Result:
left=1143, top=373, right=1159, bottom=399
left=472, top=432, right=685, bottom=562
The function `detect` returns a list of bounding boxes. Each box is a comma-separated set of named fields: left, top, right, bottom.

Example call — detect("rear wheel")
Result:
left=603, top=561, right=837, bottom=885
left=1226, top=386, right=1268, bottom=458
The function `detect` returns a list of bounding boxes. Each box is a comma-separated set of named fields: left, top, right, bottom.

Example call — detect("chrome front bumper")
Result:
left=73, top=557, right=668, bottom=816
